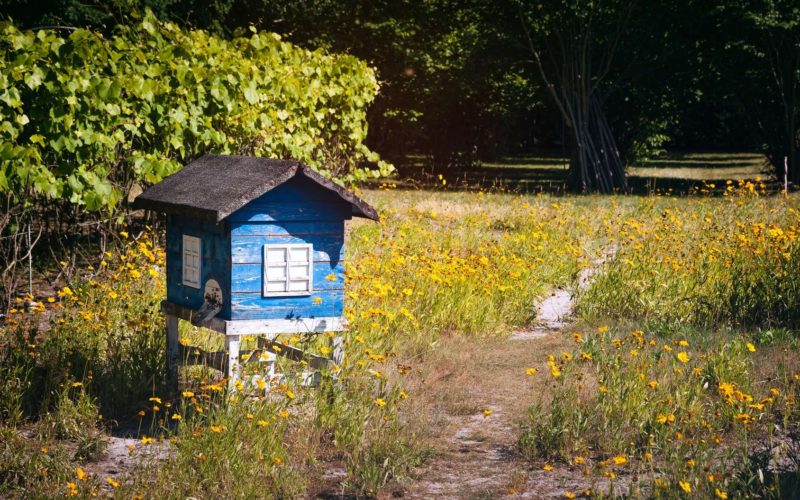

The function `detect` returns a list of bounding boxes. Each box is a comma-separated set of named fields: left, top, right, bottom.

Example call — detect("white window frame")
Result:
left=182, top=234, right=202, bottom=289
left=262, top=243, right=314, bottom=297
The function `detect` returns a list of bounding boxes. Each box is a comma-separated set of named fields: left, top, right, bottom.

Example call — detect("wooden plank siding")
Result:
left=227, top=175, right=350, bottom=321
left=165, top=175, right=354, bottom=322
left=230, top=289, right=344, bottom=320
left=231, top=234, right=344, bottom=263
left=231, top=261, right=345, bottom=293
left=230, top=220, right=343, bottom=236
left=226, top=176, right=351, bottom=223
left=229, top=229, right=346, bottom=320
left=165, top=215, right=232, bottom=318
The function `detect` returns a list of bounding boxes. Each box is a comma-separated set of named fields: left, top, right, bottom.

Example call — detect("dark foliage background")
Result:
left=2, top=0, right=798, bottom=180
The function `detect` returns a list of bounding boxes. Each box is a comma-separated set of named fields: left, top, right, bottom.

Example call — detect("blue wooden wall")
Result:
left=228, top=175, right=350, bottom=321
left=165, top=175, right=353, bottom=322
left=165, top=215, right=232, bottom=317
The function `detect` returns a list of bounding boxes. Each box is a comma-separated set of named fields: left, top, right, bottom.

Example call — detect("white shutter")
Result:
left=263, top=243, right=313, bottom=296
left=182, top=235, right=202, bottom=288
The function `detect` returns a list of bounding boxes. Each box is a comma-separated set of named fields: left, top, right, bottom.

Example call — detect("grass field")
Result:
left=1, top=152, right=798, bottom=498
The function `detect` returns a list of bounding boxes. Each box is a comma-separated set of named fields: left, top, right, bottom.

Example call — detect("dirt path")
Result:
left=401, top=256, right=615, bottom=499
left=400, top=295, right=579, bottom=499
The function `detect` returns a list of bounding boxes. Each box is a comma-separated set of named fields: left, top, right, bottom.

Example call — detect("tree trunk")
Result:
left=564, top=94, right=628, bottom=193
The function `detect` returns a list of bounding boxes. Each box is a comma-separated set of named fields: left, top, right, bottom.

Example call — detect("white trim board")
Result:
left=161, top=301, right=347, bottom=336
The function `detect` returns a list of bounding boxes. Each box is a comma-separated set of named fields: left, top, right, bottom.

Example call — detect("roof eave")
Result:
left=132, top=197, right=220, bottom=223
left=297, top=166, right=380, bottom=221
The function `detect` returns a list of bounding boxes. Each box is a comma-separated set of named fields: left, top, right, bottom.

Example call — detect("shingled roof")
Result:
left=132, top=154, right=379, bottom=222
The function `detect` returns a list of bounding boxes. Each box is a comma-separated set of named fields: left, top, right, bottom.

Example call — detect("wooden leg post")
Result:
left=331, top=334, right=344, bottom=381
left=166, top=315, right=180, bottom=397
left=225, top=335, right=241, bottom=393
left=256, top=336, right=278, bottom=390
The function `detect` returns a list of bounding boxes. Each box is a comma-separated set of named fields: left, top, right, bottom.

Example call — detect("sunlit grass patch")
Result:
left=519, top=325, right=799, bottom=497
left=349, top=190, right=586, bottom=352
left=578, top=184, right=800, bottom=330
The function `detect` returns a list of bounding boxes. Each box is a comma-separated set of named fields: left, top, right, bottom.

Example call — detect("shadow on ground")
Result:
left=376, top=151, right=780, bottom=196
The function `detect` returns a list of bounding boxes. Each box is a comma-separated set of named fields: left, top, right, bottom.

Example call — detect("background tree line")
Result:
left=2, top=0, right=798, bottom=189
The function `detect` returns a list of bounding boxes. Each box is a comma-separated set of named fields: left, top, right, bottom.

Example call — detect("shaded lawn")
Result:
left=387, top=151, right=776, bottom=195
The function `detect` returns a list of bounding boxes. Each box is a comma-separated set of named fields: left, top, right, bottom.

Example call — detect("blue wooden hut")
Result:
left=133, top=154, right=378, bottom=391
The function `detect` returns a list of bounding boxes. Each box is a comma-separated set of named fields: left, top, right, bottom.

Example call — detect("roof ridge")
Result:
left=132, top=154, right=379, bottom=222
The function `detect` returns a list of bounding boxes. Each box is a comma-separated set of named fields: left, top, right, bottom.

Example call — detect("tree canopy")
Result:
left=2, top=0, right=798, bottom=189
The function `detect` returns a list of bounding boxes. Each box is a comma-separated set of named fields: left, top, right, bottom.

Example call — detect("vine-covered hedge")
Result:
left=0, top=11, right=392, bottom=213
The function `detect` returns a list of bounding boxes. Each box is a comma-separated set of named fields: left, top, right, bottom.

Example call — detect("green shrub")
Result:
left=0, top=10, right=392, bottom=214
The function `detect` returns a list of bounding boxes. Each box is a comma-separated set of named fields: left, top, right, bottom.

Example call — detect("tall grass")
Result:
left=579, top=183, right=800, bottom=330
left=0, top=225, right=432, bottom=497
left=519, top=326, right=799, bottom=497
left=348, top=191, right=585, bottom=352
left=3, top=186, right=800, bottom=497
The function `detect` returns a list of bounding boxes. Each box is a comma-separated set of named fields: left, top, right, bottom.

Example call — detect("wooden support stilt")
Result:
left=263, top=350, right=277, bottom=385
left=331, top=335, right=344, bottom=380
left=225, top=335, right=241, bottom=393
left=164, top=307, right=346, bottom=395
left=166, top=314, right=180, bottom=397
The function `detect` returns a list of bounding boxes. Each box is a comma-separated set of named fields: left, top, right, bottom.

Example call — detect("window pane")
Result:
left=289, top=247, right=309, bottom=262
left=288, top=279, right=310, bottom=292
left=267, top=265, right=286, bottom=280
left=266, top=281, right=287, bottom=292
left=267, top=248, right=286, bottom=264
left=289, top=264, right=309, bottom=279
